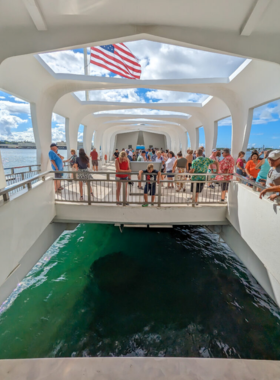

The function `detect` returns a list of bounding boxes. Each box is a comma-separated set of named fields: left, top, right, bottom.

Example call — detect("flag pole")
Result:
left=84, top=47, right=89, bottom=101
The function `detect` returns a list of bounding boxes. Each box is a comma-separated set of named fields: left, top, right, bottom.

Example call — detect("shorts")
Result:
left=167, top=170, right=173, bottom=178
left=55, top=172, right=63, bottom=179
left=221, top=182, right=229, bottom=191
left=187, top=163, right=192, bottom=171
left=144, top=183, right=156, bottom=196
left=92, top=160, right=98, bottom=166
left=236, top=168, right=245, bottom=176
left=116, top=176, right=128, bottom=181
left=256, top=175, right=266, bottom=183
left=191, top=182, right=204, bottom=193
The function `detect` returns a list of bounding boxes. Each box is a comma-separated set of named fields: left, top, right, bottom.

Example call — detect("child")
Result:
left=138, top=164, right=160, bottom=207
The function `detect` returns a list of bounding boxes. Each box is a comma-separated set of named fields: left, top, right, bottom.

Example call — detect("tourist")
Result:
left=138, top=163, right=160, bottom=207
left=255, top=151, right=271, bottom=186
left=155, top=150, right=165, bottom=179
left=236, top=151, right=246, bottom=177
left=165, top=151, right=176, bottom=188
left=148, top=149, right=153, bottom=160
left=90, top=148, right=98, bottom=171
left=115, top=151, right=131, bottom=205
left=73, top=148, right=93, bottom=200
left=172, top=151, right=188, bottom=192
left=49, top=143, right=64, bottom=193
left=113, top=149, right=119, bottom=159
left=63, top=149, right=77, bottom=180
left=245, top=152, right=261, bottom=183
left=199, top=146, right=206, bottom=157
left=208, top=149, right=219, bottom=188
left=132, top=152, right=137, bottom=161
left=186, top=149, right=193, bottom=172
left=137, top=150, right=147, bottom=162
left=215, top=148, right=234, bottom=201
left=189, top=149, right=218, bottom=204
left=216, top=150, right=221, bottom=161
left=151, top=149, right=157, bottom=162
left=266, top=150, right=280, bottom=188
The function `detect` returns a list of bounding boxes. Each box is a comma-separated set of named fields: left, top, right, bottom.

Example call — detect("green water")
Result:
left=1, top=224, right=280, bottom=359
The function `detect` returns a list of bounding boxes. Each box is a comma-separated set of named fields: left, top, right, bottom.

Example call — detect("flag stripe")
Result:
left=90, top=52, right=140, bottom=78
left=90, top=55, right=136, bottom=79
left=91, top=46, right=141, bottom=74
left=90, top=43, right=141, bottom=80
left=89, top=60, right=136, bottom=79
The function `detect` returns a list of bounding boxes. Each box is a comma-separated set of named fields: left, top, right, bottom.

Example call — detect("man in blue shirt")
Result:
left=48, top=143, right=64, bottom=192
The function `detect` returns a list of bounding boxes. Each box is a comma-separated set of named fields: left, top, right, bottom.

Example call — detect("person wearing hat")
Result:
left=49, top=143, right=64, bottom=193
left=262, top=150, right=280, bottom=193
left=259, top=150, right=280, bottom=201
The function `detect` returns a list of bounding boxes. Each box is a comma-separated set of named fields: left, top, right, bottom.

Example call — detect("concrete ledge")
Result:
left=55, top=203, right=228, bottom=225
left=1, top=357, right=280, bottom=380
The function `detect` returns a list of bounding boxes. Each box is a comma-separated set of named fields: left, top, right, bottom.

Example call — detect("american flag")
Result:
left=90, top=43, right=141, bottom=79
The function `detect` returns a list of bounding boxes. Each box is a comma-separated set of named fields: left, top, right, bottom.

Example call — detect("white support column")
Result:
left=242, top=108, right=254, bottom=152
left=204, top=122, right=218, bottom=157
left=30, top=100, right=54, bottom=171
left=94, top=131, right=103, bottom=159
left=65, top=117, right=79, bottom=158
left=82, top=125, right=92, bottom=155
left=188, top=128, right=199, bottom=151
left=231, top=107, right=253, bottom=159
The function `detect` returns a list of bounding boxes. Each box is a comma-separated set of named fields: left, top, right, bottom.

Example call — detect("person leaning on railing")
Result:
left=259, top=150, right=280, bottom=201
left=49, top=143, right=64, bottom=193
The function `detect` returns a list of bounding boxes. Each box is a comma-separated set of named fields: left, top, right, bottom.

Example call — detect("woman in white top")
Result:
left=165, top=151, right=176, bottom=188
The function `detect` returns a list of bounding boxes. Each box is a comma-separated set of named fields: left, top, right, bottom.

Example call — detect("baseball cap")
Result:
left=268, top=150, right=280, bottom=160
left=212, top=149, right=217, bottom=152
left=50, top=143, right=57, bottom=147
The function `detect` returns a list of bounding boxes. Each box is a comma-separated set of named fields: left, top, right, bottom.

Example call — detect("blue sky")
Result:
left=0, top=40, right=279, bottom=148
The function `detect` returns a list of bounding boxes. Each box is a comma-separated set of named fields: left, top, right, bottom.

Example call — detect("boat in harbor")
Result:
left=1, top=1, right=280, bottom=379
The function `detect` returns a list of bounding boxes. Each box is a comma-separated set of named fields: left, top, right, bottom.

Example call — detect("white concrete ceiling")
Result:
left=1, top=0, right=280, bottom=64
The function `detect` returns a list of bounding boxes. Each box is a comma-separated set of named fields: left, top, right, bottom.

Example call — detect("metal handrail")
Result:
left=3, top=164, right=41, bottom=170
left=0, top=171, right=52, bottom=202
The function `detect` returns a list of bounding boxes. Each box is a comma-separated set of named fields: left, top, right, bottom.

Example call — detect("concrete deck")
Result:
left=1, top=357, right=280, bottom=380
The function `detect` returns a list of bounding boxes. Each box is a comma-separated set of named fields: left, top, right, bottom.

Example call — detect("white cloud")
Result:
left=52, top=113, right=65, bottom=124
left=145, top=90, right=208, bottom=103
left=0, top=96, right=5, bottom=99
left=0, top=110, right=29, bottom=139
left=218, top=117, right=232, bottom=126
left=0, top=100, right=30, bottom=114
left=95, top=108, right=189, bottom=116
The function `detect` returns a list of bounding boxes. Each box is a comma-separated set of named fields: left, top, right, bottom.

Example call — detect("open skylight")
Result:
left=94, top=109, right=190, bottom=117
left=39, top=40, right=246, bottom=80
left=73, top=89, right=209, bottom=104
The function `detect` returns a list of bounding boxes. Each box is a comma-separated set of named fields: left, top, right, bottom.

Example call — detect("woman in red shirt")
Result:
left=245, top=152, right=260, bottom=182
left=90, top=148, right=98, bottom=172
left=115, top=151, right=131, bottom=205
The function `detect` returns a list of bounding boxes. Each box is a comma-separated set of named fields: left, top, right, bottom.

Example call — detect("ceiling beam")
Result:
left=240, top=0, right=271, bottom=36
left=23, top=0, right=47, bottom=31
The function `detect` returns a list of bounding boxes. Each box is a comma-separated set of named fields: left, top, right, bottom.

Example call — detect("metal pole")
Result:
left=84, top=47, right=89, bottom=101
left=192, top=182, right=197, bottom=207
left=122, top=182, right=126, bottom=206
left=158, top=182, right=161, bottom=207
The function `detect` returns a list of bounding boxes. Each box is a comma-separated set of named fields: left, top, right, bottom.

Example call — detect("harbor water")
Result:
left=1, top=224, right=280, bottom=360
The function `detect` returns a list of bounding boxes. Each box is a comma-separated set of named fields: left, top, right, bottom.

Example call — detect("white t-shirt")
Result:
left=266, top=165, right=280, bottom=187
left=166, top=157, right=176, bottom=171
left=128, top=151, right=133, bottom=157
left=155, top=157, right=163, bottom=163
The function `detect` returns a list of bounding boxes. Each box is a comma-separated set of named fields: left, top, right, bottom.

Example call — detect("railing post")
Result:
left=27, top=182, right=32, bottom=190
left=158, top=182, right=161, bottom=207
left=11, top=168, right=14, bottom=175
left=122, top=181, right=126, bottom=206
left=42, top=176, right=45, bottom=181
left=21, top=173, right=26, bottom=188
left=3, top=193, right=9, bottom=202
left=106, top=173, right=109, bottom=181
left=192, top=181, right=197, bottom=207
left=87, top=181, right=91, bottom=205
left=28, top=166, right=32, bottom=172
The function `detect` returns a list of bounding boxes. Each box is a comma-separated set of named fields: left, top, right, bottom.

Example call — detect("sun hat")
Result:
left=268, top=150, right=280, bottom=160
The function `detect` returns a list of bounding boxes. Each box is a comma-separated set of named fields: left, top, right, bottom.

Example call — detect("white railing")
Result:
left=1, top=171, right=279, bottom=207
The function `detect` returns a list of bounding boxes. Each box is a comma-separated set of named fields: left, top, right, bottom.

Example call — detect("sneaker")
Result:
left=208, top=185, right=215, bottom=189
left=142, top=203, right=149, bottom=207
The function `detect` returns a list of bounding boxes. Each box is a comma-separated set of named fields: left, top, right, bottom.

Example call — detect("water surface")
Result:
left=0, top=224, right=280, bottom=359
